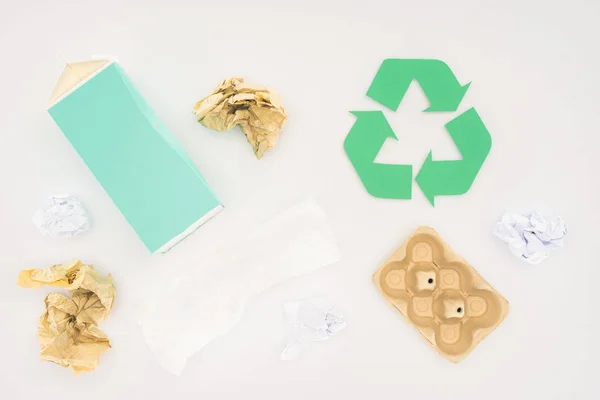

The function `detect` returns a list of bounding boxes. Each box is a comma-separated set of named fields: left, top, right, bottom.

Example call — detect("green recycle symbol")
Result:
left=344, top=59, right=492, bottom=206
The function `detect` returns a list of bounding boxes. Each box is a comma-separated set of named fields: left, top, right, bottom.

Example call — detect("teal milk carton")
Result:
left=48, top=60, right=222, bottom=253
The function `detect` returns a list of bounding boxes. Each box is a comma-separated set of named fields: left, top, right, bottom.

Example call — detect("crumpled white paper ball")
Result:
left=32, top=195, right=90, bottom=238
left=493, top=211, right=567, bottom=264
left=281, top=297, right=346, bottom=360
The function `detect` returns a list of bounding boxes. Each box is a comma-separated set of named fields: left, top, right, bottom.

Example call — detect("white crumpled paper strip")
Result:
left=139, top=198, right=340, bottom=374
left=493, top=211, right=567, bottom=264
left=281, top=297, right=346, bottom=360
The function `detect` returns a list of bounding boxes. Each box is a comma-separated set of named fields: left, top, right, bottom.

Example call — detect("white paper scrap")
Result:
left=493, top=211, right=567, bottom=264
left=281, top=297, right=346, bottom=360
left=139, top=197, right=340, bottom=374
left=32, top=195, right=90, bottom=238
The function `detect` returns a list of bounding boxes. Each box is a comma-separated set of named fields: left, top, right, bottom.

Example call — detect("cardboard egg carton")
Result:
left=373, top=226, right=509, bottom=363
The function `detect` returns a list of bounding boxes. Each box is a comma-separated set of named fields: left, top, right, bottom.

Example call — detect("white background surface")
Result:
left=0, top=0, right=598, bottom=398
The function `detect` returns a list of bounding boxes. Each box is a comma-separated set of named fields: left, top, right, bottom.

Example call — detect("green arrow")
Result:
left=344, top=111, right=412, bottom=199
left=367, top=59, right=471, bottom=112
left=415, top=108, right=491, bottom=206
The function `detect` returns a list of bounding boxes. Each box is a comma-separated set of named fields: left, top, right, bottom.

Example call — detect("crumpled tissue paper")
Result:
left=493, top=211, right=567, bottom=264
left=139, top=197, right=340, bottom=375
left=193, top=77, right=287, bottom=159
left=32, top=195, right=90, bottom=238
left=281, top=297, right=346, bottom=360
left=18, top=260, right=116, bottom=374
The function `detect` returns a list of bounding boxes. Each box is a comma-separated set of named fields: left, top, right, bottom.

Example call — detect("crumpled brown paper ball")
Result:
left=193, top=77, right=287, bottom=159
left=18, top=260, right=115, bottom=375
